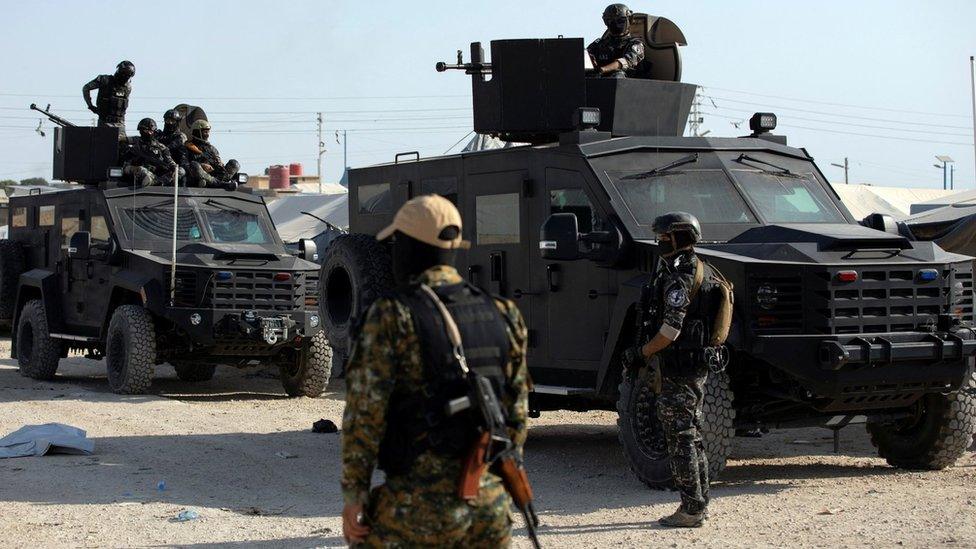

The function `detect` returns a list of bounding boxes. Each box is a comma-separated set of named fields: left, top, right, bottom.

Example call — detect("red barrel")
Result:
left=268, top=165, right=291, bottom=189
left=289, top=163, right=303, bottom=177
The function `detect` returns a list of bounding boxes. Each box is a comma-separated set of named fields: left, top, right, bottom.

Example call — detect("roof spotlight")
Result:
left=749, top=112, right=777, bottom=135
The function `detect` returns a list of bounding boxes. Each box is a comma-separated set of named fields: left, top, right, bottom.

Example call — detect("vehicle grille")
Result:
left=748, top=274, right=803, bottom=335
left=305, top=272, right=319, bottom=310
left=210, top=270, right=308, bottom=311
left=172, top=269, right=198, bottom=307
left=810, top=263, right=971, bottom=334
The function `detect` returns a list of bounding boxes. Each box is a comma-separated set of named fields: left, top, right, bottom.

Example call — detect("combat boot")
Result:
left=658, top=506, right=705, bottom=528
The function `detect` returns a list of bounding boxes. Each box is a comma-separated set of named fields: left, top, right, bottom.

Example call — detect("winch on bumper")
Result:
left=168, top=308, right=323, bottom=348
left=751, top=326, right=976, bottom=412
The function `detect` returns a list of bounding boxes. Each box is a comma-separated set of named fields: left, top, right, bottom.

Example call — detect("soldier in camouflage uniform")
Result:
left=156, top=109, right=187, bottom=165
left=623, top=211, right=713, bottom=528
left=587, top=4, right=645, bottom=78
left=341, top=195, right=529, bottom=548
left=183, top=119, right=240, bottom=190
left=121, top=118, right=180, bottom=187
left=82, top=60, right=135, bottom=139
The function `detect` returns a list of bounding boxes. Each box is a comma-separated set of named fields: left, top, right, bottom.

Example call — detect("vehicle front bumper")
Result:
left=751, top=330, right=976, bottom=411
left=167, top=308, right=322, bottom=349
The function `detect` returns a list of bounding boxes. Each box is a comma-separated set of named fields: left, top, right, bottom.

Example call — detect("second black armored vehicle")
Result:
left=318, top=17, right=976, bottom=486
left=1, top=114, right=330, bottom=396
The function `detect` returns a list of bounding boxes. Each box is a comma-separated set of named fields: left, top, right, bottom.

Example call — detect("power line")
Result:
left=0, top=91, right=470, bottom=101
left=703, top=85, right=970, bottom=119
left=707, top=105, right=973, bottom=137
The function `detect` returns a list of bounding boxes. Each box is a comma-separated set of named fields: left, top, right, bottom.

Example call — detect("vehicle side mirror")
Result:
left=298, top=238, right=318, bottom=262
left=68, top=231, right=91, bottom=260
left=540, top=213, right=581, bottom=261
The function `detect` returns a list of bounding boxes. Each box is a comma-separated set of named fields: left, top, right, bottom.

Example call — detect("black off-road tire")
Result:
left=617, top=364, right=736, bottom=488
left=318, top=234, right=393, bottom=364
left=105, top=305, right=157, bottom=395
left=867, top=367, right=976, bottom=470
left=171, top=362, right=217, bottom=382
left=280, top=331, right=333, bottom=397
left=16, top=299, right=62, bottom=380
left=0, top=240, right=26, bottom=327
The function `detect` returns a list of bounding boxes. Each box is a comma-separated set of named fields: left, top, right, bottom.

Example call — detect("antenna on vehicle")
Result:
left=169, top=169, right=179, bottom=306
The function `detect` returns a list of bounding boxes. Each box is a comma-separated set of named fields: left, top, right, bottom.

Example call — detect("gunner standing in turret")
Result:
left=587, top=4, right=645, bottom=78
left=82, top=60, right=135, bottom=139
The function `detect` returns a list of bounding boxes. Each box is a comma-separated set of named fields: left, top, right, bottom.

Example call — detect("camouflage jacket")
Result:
left=184, top=138, right=228, bottom=177
left=341, top=265, right=529, bottom=505
left=121, top=136, right=176, bottom=174
left=587, top=33, right=645, bottom=71
left=651, top=249, right=699, bottom=344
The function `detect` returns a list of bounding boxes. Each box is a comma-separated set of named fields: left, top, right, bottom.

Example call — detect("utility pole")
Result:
left=689, top=88, right=705, bottom=137
left=831, top=157, right=849, bottom=184
left=951, top=163, right=956, bottom=190
left=935, top=155, right=954, bottom=190
left=316, top=112, right=325, bottom=194
left=971, top=56, right=976, bottom=188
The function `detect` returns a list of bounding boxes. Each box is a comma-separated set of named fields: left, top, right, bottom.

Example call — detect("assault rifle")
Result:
left=30, top=103, right=76, bottom=128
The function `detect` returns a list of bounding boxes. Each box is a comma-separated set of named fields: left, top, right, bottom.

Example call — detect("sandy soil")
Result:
left=1, top=339, right=974, bottom=548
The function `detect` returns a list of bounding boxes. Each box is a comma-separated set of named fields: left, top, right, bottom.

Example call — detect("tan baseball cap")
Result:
left=376, top=194, right=470, bottom=249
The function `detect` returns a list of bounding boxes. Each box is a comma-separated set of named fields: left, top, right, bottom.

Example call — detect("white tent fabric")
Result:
left=462, top=134, right=527, bottom=152
left=832, top=184, right=955, bottom=220
left=911, top=188, right=976, bottom=215
left=266, top=193, right=349, bottom=243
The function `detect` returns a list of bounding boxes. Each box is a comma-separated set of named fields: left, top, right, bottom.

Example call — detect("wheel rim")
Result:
left=107, top=330, right=127, bottom=386
left=632, top=381, right=669, bottom=460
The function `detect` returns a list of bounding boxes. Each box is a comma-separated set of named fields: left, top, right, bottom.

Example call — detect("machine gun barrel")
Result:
left=435, top=46, right=492, bottom=75
left=30, top=103, right=76, bottom=128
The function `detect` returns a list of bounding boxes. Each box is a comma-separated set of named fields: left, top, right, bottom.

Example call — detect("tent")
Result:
left=832, top=184, right=956, bottom=220
left=266, top=193, right=348, bottom=260
left=911, top=188, right=976, bottom=215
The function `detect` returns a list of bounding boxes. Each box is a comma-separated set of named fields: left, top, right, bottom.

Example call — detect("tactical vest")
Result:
left=657, top=258, right=733, bottom=353
left=377, top=282, right=512, bottom=477
left=95, top=78, right=129, bottom=123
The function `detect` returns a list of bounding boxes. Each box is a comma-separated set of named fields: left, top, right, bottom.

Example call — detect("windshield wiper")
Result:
left=735, top=154, right=799, bottom=177
left=622, top=153, right=699, bottom=180
left=203, top=199, right=248, bottom=214
left=300, top=211, right=343, bottom=233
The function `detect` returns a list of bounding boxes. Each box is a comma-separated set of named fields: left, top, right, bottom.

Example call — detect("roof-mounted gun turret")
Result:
left=436, top=14, right=697, bottom=144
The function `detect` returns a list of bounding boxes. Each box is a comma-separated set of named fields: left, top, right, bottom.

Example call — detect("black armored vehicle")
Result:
left=0, top=116, right=330, bottom=396
left=319, top=18, right=976, bottom=485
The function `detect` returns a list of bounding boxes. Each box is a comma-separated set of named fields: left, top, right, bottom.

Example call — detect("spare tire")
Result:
left=0, top=240, right=25, bottom=328
left=318, top=234, right=394, bottom=369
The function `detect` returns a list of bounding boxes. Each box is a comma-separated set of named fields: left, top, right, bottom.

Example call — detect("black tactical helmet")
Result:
left=603, top=3, right=633, bottom=23
left=163, top=109, right=181, bottom=124
left=116, top=60, right=136, bottom=77
left=137, top=117, right=157, bottom=134
left=652, top=211, right=702, bottom=243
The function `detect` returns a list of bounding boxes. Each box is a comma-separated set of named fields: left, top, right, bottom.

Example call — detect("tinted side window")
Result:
left=476, top=193, right=520, bottom=245
left=358, top=183, right=392, bottom=214
left=12, top=207, right=27, bottom=228
left=420, top=176, right=458, bottom=205
left=550, top=188, right=596, bottom=233
left=39, top=205, right=56, bottom=227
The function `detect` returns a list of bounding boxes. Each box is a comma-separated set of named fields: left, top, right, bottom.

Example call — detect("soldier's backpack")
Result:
left=690, top=259, right=734, bottom=346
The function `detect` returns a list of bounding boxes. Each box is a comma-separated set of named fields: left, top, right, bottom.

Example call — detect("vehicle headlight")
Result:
left=309, top=314, right=320, bottom=328
left=190, top=313, right=202, bottom=325
left=756, top=284, right=778, bottom=310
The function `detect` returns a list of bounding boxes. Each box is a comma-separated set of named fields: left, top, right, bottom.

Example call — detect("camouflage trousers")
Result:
left=656, top=368, right=709, bottom=515
left=355, top=479, right=512, bottom=548
left=187, top=160, right=240, bottom=188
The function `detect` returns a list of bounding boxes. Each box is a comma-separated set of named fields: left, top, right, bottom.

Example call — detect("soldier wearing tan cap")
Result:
left=341, top=195, right=530, bottom=547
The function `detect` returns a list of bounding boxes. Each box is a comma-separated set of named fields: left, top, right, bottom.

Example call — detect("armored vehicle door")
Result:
left=534, top=169, right=611, bottom=386
left=463, top=170, right=534, bottom=355
left=58, top=192, right=109, bottom=336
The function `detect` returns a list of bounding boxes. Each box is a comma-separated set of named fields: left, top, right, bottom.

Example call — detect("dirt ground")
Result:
left=1, top=339, right=975, bottom=548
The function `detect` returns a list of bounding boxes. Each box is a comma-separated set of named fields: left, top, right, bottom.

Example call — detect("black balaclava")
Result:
left=608, top=16, right=629, bottom=36
left=660, top=230, right=695, bottom=258
left=391, top=230, right=458, bottom=288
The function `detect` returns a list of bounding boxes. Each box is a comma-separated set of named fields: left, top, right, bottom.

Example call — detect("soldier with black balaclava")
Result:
left=156, top=109, right=187, bottom=164
left=587, top=4, right=645, bottom=78
left=121, top=118, right=180, bottom=187
left=183, top=119, right=240, bottom=190
left=82, top=60, right=135, bottom=139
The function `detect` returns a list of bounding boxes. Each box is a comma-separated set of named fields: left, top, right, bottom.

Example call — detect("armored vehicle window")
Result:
left=61, top=216, right=80, bottom=248
left=119, top=206, right=203, bottom=241
left=610, top=170, right=756, bottom=226
left=550, top=188, right=596, bottom=233
left=421, top=177, right=458, bottom=205
left=11, top=207, right=26, bottom=228
left=733, top=171, right=846, bottom=224
left=201, top=209, right=273, bottom=244
left=39, top=205, right=56, bottom=227
left=476, top=193, right=521, bottom=244
left=358, top=183, right=392, bottom=214
left=91, top=216, right=110, bottom=242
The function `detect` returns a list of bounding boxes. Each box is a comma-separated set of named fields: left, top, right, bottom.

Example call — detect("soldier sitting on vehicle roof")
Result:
left=121, top=118, right=182, bottom=187
left=183, top=120, right=240, bottom=190
left=156, top=109, right=187, bottom=165
left=587, top=4, right=645, bottom=78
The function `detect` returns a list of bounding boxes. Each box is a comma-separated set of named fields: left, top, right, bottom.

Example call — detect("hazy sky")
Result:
left=1, top=0, right=975, bottom=190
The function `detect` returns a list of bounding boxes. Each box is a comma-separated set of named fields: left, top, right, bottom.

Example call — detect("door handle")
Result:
left=587, top=289, right=617, bottom=300
left=513, top=288, right=540, bottom=299
left=546, top=264, right=560, bottom=292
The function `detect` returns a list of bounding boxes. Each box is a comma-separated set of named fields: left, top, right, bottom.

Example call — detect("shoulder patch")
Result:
left=666, top=285, right=689, bottom=308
